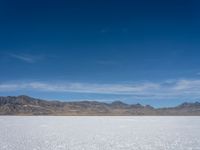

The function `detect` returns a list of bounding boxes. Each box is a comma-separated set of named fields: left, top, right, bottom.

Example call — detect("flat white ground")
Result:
left=0, top=116, right=200, bottom=150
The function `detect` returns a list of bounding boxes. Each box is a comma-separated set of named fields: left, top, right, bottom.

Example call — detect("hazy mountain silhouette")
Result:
left=0, top=95, right=200, bottom=115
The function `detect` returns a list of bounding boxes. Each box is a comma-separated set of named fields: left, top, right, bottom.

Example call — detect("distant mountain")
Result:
left=0, top=95, right=200, bottom=115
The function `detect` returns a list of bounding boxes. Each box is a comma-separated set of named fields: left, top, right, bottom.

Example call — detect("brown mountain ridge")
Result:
left=0, top=95, right=200, bottom=116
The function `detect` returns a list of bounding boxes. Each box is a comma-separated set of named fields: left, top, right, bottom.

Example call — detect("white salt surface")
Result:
left=0, top=116, right=200, bottom=150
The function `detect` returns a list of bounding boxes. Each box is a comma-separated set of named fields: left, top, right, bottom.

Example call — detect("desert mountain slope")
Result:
left=0, top=95, right=200, bottom=115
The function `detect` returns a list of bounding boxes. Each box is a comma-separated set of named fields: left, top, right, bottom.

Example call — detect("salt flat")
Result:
left=0, top=117, right=200, bottom=150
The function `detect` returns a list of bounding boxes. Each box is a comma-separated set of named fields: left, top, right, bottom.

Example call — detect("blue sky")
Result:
left=0, top=0, right=200, bottom=107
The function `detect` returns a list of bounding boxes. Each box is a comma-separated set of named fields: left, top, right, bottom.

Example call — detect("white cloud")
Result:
left=1, top=79, right=200, bottom=100
left=9, top=53, right=42, bottom=63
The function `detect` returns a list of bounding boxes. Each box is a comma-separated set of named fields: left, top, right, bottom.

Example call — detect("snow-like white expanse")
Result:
left=0, top=117, right=200, bottom=150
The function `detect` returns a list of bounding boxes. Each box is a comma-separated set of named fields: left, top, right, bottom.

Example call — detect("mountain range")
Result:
left=0, top=95, right=200, bottom=115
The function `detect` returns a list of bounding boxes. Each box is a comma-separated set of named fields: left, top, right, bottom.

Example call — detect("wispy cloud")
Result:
left=100, top=28, right=110, bottom=33
left=1, top=79, right=200, bottom=100
left=9, top=53, right=43, bottom=63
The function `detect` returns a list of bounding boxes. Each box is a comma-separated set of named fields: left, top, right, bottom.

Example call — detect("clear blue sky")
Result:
left=0, top=0, right=200, bottom=107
